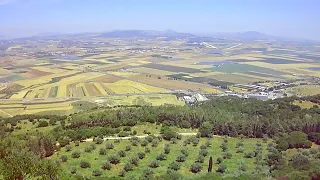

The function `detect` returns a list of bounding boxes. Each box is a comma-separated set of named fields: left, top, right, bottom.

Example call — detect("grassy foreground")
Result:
left=53, top=136, right=268, bottom=179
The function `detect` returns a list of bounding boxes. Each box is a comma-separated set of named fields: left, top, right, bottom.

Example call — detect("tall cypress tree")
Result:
left=208, top=156, right=213, bottom=172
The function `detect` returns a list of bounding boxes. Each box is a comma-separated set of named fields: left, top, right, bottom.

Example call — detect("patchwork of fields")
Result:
left=1, top=39, right=320, bottom=102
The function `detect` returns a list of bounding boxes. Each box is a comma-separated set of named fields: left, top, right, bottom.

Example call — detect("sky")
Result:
left=0, top=0, right=320, bottom=40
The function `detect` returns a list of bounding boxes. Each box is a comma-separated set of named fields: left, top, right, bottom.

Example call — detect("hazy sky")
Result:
left=1, top=0, right=320, bottom=40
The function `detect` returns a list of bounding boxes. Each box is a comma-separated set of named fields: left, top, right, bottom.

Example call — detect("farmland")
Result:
left=0, top=31, right=319, bottom=115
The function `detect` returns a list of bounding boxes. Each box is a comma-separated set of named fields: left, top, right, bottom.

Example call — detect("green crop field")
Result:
left=206, top=63, right=286, bottom=76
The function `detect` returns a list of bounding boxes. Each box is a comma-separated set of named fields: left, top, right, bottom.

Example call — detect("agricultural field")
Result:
left=93, top=94, right=185, bottom=107
left=0, top=99, right=75, bottom=116
left=0, top=93, right=185, bottom=117
left=52, top=135, right=270, bottom=179
left=285, top=85, right=320, bottom=96
left=1, top=34, right=320, bottom=106
left=293, top=100, right=319, bottom=109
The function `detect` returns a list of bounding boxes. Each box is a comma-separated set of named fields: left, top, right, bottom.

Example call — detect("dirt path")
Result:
left=84, top=132, right=198, bottom=142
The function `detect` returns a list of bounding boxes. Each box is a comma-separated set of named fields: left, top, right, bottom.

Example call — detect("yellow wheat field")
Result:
left=93, top=82, right=108, bottom=95
left=15, top=70, right=80, bottom=87
left=103, top=80, right=167, bottom=94
left=57, top=85, right=67, bottom=97
left=10, top=91, right=28, bottom=99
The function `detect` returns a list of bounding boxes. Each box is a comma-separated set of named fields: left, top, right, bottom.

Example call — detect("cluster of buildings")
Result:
left=179, top=93, right=209, bottom=104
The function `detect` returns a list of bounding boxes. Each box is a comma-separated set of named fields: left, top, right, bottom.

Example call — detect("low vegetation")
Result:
left=0, top=96, right=319, bottom=179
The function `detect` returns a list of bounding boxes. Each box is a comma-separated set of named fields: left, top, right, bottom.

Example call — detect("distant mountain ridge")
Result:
left=97, top=30, right=195, bottom=38
left=4, top=30, right=279, bottom=41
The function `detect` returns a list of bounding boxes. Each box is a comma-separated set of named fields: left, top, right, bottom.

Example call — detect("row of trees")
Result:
left=57, top=96, right=320, bottom=141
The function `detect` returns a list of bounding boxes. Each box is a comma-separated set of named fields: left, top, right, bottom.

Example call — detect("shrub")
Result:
left=190, top=163, right=202, bottom=173
left=65, top=145, right=72, bottom=152
left=177, top=134, right=182, bottom=140
left=90, top=144, right=96, bottom=150
left=216, top=163, right=227, bottom=173
left=60, top=155, right=68, bottom=162
left=75, top=141, right=80, bottom=146
left=170, top=138, right=178, bottom=144
left=125, top=146, right=131, bottom=151
left=216, top=157, right=223, bottom=164
left=308, top=132, right=320, bottom=145
left=70, top=167, right=77, bottom=174
left=131, top=140, right=139, bottom=146
left=277, top=131, right=312, bottom=151
left=72, top=151, right=81, bottom=158
left=244, top=152, right=254, bottom=158
left=151, top=139, right=159, bottom=147
left=58, top=138, right=70, bottom=147
left=238, top=163, right=247, bottom=172
left=149, top=160, right=159, bottom=168
left=236, top=141, right=244, bottom=148
left=205, top=140, right=212, bottom=147
left=309, top=148, right=318, bottom=155
left=223, top=138, right=228, bottom=143
left=263, top=135, right=268, bottom=143
left=96, top=138, right=104, bottom=144
left=168, top=161, right=181, bottom=171
left=195, top=155, right=205, bottom=163
left=133, top=130, right=137, bottom=135
left=99, top=148, right=106, bottom=155
left=37, top=120, right=49, bottom=127
left=193, top=138, right=199, bottom=146
left=220, top=142, right=228, bottom=152
left=137, top=152, right=146, bottom=159
left=118, top=131, right=129, bottom=137
left=183, top=139, right=190, bottom=146
left=92, top=169, right=102, bottom=176
left=114, top=139, right=120, bottom=143
left=196, top=132, right=201, bottom=138
left=141, top=140, right=148, bottom=147
left=49, top=118, right=56, bottom=125
left=145, top=147, right=150, bottom=153
left=129, top=157, right=139, bottom=166
left=124, top=163, right=133, bottom=172
left=200, top=145, right=207, bottom=149
left=123, top=126, right=131, bottom=131
left=236, top=147, right=244, bottom=153
left=156, top=153, right=166, bottom=161
left=291, top=153, right=310, bottom=170
left=141, top=168, right=154, bottom=178
left=161, top=127, right=178, bottom=141
left=105, top=143, right=114, bottom=149
left=108, top=155, right=120, bottom=164
left=176, top=154, right=186, bottom=162
left=223, top=152, right=232, bottom=159
left=181, top=149, right=189, bottom=157
left=145, top=136, right=154, bottom=142
left=101, top=161, right=112, bottom=170
left=84, top=146, right=93, bottom=153
left=256, top=141, right=262, bottom=147
left=199, top=149, right=208, bottom=157
left=164, top=144, right=170, bottom=154
left=301, top=150, right=310, bottom=156
left=119, top=169, right=126, bottom=177
left=118, top=150, right=126, bottom=157
left=80, top=161, right=91, bottom=168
